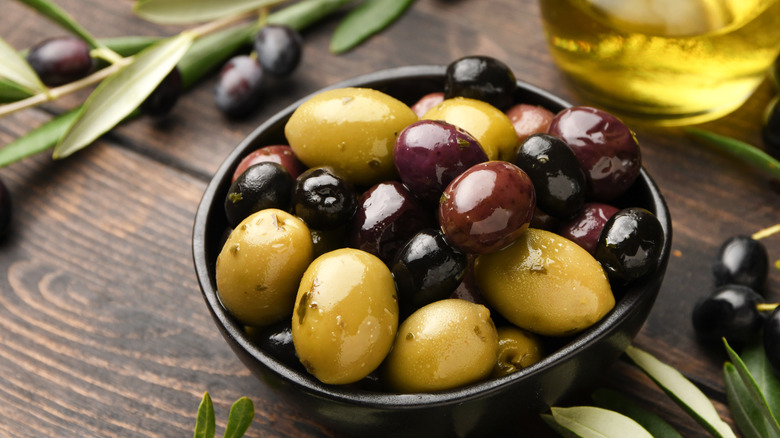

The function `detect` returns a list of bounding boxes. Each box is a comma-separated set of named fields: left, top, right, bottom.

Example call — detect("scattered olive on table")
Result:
left=253, top=24, right=303, bottom=77
left=26, top=35, right=95, bottom=86
left=214, top=54, right=265, bottom=117
left=214, top=55, right=668, bottom=393
left=139, top=67, right=182, bottom=117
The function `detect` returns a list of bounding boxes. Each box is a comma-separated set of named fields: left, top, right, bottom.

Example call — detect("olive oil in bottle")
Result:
left=539, top=0, right=780, bottom=125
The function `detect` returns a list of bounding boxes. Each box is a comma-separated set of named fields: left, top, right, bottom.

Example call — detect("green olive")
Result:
left=292, top=248, right=398, bottom=385
left=474, top=228, right=615, bottom=337
left=422, top=97, right=518, bottom=161
left=216, top=209, right=313, bottom=327
left=285, top=87, right=418, bottom=187
left=383, top=299, right=498, bottom=393
left=492, top=326, right=544, bottom=378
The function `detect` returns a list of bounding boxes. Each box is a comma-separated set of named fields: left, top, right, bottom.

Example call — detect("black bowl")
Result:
left=192, top=65, right=672, bottom=438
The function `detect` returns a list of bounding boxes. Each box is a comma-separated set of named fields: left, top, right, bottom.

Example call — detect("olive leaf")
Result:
left=740, top=337, right=780, bottom=419
left=591, top=388, right=683, bottom=438
left=724, top=363, right=780, bottom=438
left=685, top=127, right=780, bottom=182
left=15, top=0, right=103, bottom=49
left=625, top=346, right=737, bottom=438
left=545, top=406, right=654, bottom=438
left=177, top=23, right=256, bottom=89
left=194, top=392, right=216, bottom=438
left=0, top=108, right=81, bottom=167
left=223, top=397, right=254, bottom=438
left=329, top=0, right=416, bottom=54
left=267, top=0, right=353, bottom=31
left=723, top=339, right=780, bottom=436
left=133, top=0, right=287, bottom=24
left=0, top=78, right=34, bottom=103
left=0, top=37, right=46, bottom=94
left=53, top=33, right=194, bottom=159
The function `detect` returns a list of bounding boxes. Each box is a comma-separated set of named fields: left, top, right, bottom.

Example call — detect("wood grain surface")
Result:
left=1, top=0, right=779, bottom=436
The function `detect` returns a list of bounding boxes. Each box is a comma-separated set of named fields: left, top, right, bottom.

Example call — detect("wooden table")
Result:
left=1, top=0, right=778, bottom=436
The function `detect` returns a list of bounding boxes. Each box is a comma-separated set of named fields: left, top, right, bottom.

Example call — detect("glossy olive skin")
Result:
left=444, top=56, right=516, bottom=110
left=557, top=202, right=619, bottom=255
left=438, top=161, right=535, bottom=254
left=246, top=320, right=301, bottom=372
left=0, top=177, right=11, bottom=236
left=215, top=55, right=264, bottom=117
left=349, top=181, right=433, bottom=264
left=216, top=209, right=313, bottom=327
left=423, top=97, right=518, bottom=161
left=391, top=229, right=468, bottom=315
left=595, top=207, right=665, bottom=284
left=253, top=24, right=303, bottom=77
left=285, top=87, right=418, bottom=186
left=232, top=145, right=306, bottom=182
left=393, top=120, right=488, bottom=204
left=140, top=67, right=182, bottom=116
left=548, top=106, right=641, bottom=201
left=383, top=299, right=498, bottom=393
left=411, top=92, right=444, bottom=118
left=26, top=36, right=94, bottom=86
left=492, top=326, right=544, bottom=378
left=476, top=228, right=614, bottom=336
left=514, top=133, right=587, bottom=219
left=293, top=166, right=356, bottom=230
left=505, top=103, right=555, bottom=143
left=713, top=235, right=769, bottom=292
left=224, top=162, right=293, bottom=228
left=763, top=306, right=780, bottom=377
left=692, top=284, right=764, bottom=349
left=292, top=248, right=398, bottom=385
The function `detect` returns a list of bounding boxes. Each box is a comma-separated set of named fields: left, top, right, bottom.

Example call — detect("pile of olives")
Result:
left=691, top=227, right=780, bottom=375
left=215, top=56, right=666, bottom=393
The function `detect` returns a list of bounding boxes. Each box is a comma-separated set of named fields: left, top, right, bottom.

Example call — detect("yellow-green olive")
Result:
left=292, top=248, right=398, bottom=385
left=422, top=97, right=518, bottom=161
left=285, top=87, right=418, bottom=187
left=492, top=326, right=544, bottom=378
left=216, top=209, right=313, bottom=327
left=383, top=299, right=498, bottom=393
left=475, top=228, right=615, bottom=337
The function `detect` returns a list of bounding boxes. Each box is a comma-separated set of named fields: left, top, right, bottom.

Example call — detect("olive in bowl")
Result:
left=192, top=65, right=672, bottom=438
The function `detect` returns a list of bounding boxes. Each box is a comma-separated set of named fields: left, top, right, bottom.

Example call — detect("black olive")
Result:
left=594, top=207, right=664, bottom=284
left=692, top=284, right=764, bottom=349
left=253, top=25, right=303, bottom=77
left=391, top=229, right=468, bottom=316
left=214, top=55, right=264, bottom=118
left=514, top=133, right=587, bottom=219
left=224, top=162, right=293, bottom=228
left=246, top=320, right=303, bottom=372
left=140, top=67, right=182, bottom=117
left=292, top=166, right=356, bottom=230
left=444, top=55, right=516, bottom=110
left=26, top=36, right=94, bottom=86
left=713, top=235, right=769, bottom=293
left=763, top=306, right=780, bottom=377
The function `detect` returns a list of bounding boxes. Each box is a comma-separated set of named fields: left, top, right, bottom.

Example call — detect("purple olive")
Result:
left=394, top=120, right=488, bottom=204
left=140, top=67, right=182, bottom=116
left=26, top=36, right=94, bottom=86
left=253, top=25, right=303, bottom=77
left=438, top=161, right=535, bottom=254
left=558, top=202, right=619, bottom=255
left=349, top=181, right=433, bottom=264
left=547, top=106, right=641, bottom=201
left=215, top=55, right=264, bottom=117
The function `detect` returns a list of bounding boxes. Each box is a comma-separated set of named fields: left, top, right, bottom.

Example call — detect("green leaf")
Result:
left=724, top=363, right=780, bottom=438
left=0, top=37, right=46, bottom=93
left=223, top=397, right=254, bottom=438
left=548, top=406, right=654, bottom=438
left=101, top=36, right=162, bottom=57
left=591, top=388, right=683, bottom=438
left=625, top=346, right=737, bottom=438
left=541, top=413, right=581, bottom=438
left=15, top=0, right=102, bottom=48
left=53, top=33, right=194, bottom=159
left=267, top=0, right=354, bottom=31
left=0, top=108, right=79, bottom=167
left=193, top=392, right=216, bottom=438
left=330, top=0, right=416, bottom=54
left=741, top=338, right=780, bottom=419
left=685, top=127, right=780, bottom=182
left=0, top=78, right=34, bottom=103
left=723, top=339, right=780, bottom=436
left=177, top=23, right=257, bottom=89
left=133, top=0, right=286, bottom=24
